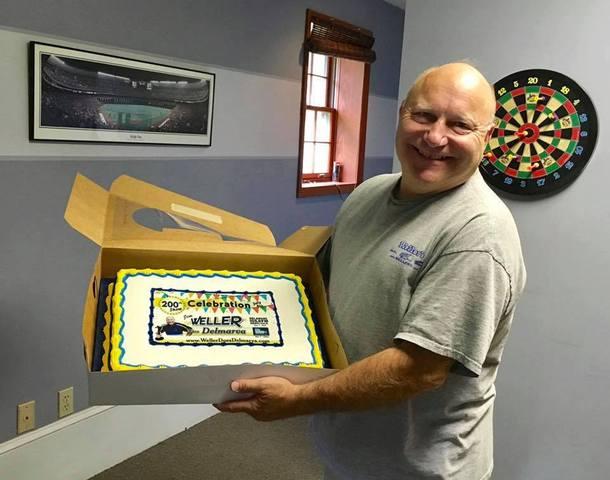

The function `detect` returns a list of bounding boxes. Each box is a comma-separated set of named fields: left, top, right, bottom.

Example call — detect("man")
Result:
left=216, top=63, right=526, bottom=480
left=158, top=316, right=192, bottom=336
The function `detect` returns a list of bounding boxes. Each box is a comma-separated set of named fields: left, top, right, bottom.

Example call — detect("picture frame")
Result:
left=29, top=42, right=215, bottom=146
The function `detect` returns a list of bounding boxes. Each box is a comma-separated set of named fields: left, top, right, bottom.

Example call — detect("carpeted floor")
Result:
left=90, top=413, right=324, bottom=479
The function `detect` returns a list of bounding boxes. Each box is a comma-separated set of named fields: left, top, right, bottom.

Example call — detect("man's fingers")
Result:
left=212, top=378, right=265, bottom=413
left=214, top=398, right=256, bottom=414
left=231, top=378, right=266, bottom=394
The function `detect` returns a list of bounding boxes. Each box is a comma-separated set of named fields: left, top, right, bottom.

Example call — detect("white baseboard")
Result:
left=0, top=404, right=218, bottom=480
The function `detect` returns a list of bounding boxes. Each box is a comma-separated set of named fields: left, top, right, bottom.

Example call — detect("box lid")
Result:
left=279, top=226, right=332, bottom=256
left=65, top=173, right=277, bottom=249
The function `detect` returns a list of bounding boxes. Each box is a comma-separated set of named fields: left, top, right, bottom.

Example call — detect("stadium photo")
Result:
left=31, top=43, right=215, bottom=145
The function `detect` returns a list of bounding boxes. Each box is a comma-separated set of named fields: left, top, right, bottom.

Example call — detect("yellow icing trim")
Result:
left=111, top=269, right=324, bottom=370
left=111, top=271, right=152, bottom=371
left=290, top=272, right=324, bottom=369
left=100, top=283, right=114, bottom=372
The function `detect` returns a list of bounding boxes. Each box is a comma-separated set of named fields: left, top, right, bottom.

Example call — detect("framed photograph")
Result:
left=30, top=42, right=215, bottom=146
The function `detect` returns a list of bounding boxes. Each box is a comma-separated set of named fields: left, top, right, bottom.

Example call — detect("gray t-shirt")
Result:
left=311, top=172, right=526, bottom=480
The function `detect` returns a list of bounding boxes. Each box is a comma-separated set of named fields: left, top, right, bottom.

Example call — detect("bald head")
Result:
left=394, top=62, right=498, bottom=198
left=403, top=63, right=496, bottom=125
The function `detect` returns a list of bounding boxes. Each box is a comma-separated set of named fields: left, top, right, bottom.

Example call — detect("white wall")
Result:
left=0, top=27, right=397, bottom=160
left=0, top=20, right=399, bottom=445
left=399, top=1, right=610, bottom=479
left=0, top=1, right=403, bottom=474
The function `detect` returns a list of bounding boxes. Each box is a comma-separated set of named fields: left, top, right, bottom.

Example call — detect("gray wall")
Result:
left=0, top=0, right=403, bottom=443
left=400, top=1, right=609, bottom=479
left=1, top=0, right=403, bottom=98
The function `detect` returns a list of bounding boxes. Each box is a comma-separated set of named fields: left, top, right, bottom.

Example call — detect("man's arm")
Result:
left=214, top=340, right=453, bottom=421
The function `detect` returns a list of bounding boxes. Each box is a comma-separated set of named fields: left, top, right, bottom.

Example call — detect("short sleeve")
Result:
left=394, top=250, right=512, bottom=376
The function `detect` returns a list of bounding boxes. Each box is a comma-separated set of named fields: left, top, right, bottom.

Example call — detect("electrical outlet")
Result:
left=58, top=387, right=74, bottom=418
left=17, top=401, right=36, bottom=434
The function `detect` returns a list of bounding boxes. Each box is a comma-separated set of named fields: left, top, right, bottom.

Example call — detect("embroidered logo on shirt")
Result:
left=389, top=241, right=425, bottom=270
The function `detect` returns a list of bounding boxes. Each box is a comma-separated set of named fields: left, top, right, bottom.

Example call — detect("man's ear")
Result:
left=399, top=99, right=409, bottom=116
left=484, top=124, right=495, bottom=143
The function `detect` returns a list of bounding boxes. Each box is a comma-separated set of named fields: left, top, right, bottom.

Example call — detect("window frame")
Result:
left=296, top=9, right=374, bottom=198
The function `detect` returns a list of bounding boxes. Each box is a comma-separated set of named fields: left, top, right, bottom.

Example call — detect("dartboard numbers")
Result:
left=480, top=69, right=597, bottom=196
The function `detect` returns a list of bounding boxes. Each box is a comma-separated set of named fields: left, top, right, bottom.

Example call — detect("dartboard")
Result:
left=480, top=69, right=597, bottom=196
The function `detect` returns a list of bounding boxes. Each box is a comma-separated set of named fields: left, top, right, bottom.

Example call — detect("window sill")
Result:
left=297, top=181, right=355, bottom=198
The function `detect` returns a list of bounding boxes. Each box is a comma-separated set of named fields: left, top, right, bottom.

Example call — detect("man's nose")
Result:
left=423, top=122, right=449, bottom=147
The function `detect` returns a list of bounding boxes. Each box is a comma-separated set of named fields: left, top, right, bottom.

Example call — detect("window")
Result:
left=297, top=10, right=376, bottom=197
left=302, top=53, right=336, bottom=182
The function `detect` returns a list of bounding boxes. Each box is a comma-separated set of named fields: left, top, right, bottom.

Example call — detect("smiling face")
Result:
left=395, top=64, right=496, bottom=198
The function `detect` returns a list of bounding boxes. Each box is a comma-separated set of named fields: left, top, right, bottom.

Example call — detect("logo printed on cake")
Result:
left=156, top=295, right=186, bottom=314
left=150, top=289, right=284, bottom=347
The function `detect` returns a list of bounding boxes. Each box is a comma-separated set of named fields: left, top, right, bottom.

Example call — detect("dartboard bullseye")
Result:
left=479, top=69, right=598, bottom=197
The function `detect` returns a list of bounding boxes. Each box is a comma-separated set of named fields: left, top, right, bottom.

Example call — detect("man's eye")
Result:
left=411, top=112, right=435, bottom=122
left=452, top=122, right=472, bottom=134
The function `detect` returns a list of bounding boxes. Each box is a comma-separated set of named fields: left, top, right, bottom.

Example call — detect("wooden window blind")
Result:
left=304, top=9, right=376, bottom=64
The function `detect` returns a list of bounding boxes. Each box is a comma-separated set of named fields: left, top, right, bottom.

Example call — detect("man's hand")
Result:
left=215, top=342, right=453, bottom=422
left=214, top=377, right=306, bottom=422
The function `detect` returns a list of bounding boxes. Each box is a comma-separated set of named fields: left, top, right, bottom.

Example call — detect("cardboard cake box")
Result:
left=65, top=173, right=347, bottom=405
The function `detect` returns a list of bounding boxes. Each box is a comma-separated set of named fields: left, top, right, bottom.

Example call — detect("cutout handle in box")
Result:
left=65, top=173, right=276, bottom=248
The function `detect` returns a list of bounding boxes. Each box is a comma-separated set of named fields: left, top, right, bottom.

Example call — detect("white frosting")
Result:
left=109, top=269, right=323, bottom=370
